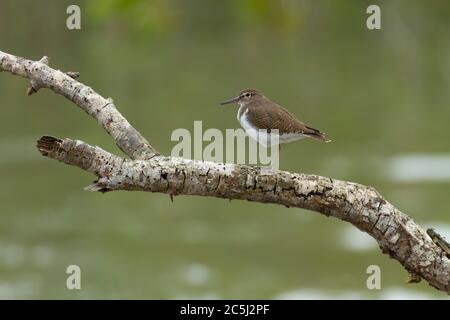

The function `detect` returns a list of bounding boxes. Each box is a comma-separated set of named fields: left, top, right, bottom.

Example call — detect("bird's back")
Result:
left=244, top=98, right=330, bottom=142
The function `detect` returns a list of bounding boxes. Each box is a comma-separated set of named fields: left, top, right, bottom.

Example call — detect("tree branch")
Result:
left=0, top=50, right=158, bottom=159
left=2, top=50, right=450, bottom=293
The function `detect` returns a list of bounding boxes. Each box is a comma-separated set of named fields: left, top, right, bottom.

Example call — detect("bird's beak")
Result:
left=220, top=96, right=240, bottom=106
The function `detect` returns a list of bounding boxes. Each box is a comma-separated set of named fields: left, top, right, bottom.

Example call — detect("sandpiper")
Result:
left=220, top=88, right=331, bottom=147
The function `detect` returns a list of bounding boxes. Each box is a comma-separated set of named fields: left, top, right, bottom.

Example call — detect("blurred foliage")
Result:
left=87, top=0, right=306, bottom=36
left=89, top=0, right=176, bottom=35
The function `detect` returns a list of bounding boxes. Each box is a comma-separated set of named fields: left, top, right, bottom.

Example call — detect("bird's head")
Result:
left=220, top=88, right=263, bottom=107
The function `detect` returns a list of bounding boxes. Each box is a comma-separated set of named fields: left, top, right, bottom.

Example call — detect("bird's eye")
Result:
left=244, top=93, right=251, bottom=98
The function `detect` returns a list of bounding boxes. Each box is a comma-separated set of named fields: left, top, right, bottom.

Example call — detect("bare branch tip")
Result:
left=27, top=79, right=42, bottom=96
left=39, top=56, right=49, bottom=65
left=84, top=183, right=110, bottom=193
left=26, top=86, right=37, bottom=96
left=36, top=136, right=62, bottom=155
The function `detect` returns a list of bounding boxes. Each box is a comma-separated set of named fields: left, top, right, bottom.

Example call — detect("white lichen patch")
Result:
left=74, top=140, right=84, bottom=147
left=78, top=86, right=92, bottom=100
left=201, top=160, right=235, bottom=176
left=388, top=232, right=400, bottom=244
left=163, top=156, right=194, bottom=168
left=346, top=191, right=356, bottom=203
left=294, top=179, right=317, bottom=195
left=404, top=219, right=424, bottom=242
left=246, top=174, right=254, bottom=188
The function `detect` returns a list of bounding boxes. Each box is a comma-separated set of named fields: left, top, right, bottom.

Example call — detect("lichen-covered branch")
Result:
left=0, top=50, right=158, bottom=159
left=2, top=50, right=449, bottom=293
left=36, top=136, right=450, bottom=293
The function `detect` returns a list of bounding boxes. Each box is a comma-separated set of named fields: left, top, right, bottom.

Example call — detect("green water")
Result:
left=0, top=0, right=449, bottom=299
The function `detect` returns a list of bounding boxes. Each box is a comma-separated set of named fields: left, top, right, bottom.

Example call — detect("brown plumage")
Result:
left=223, top=88, right=330, bottom=143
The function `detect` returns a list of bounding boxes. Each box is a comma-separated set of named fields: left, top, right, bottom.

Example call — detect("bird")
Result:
left=220, top=88, right=331, bottom=147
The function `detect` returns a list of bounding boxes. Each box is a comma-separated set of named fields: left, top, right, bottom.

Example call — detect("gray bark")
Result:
left=0, top=50, right=158, bottom=159
left=1, top=50, right=449, bottom=294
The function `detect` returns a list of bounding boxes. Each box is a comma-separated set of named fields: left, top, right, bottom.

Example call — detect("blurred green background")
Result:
left=0, top=0, right=449, bottom=299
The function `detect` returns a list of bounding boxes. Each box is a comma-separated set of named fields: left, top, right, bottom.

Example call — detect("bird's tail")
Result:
left=304, top=125, right=332, bottom=143
left=306, top=132, right=331, bottom=143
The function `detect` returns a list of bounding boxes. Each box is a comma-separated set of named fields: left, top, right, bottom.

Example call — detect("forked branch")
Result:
left=0, top=50, right=158, bottom=159
left=1, top=50, right=449, bottom=293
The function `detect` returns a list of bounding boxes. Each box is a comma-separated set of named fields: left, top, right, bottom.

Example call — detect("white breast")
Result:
left=238, top=108, right=260, bottom=143
left=238, top=107, right=306, bottom=146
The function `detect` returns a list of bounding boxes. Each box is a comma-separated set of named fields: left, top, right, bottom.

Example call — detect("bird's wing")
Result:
left=245, top=103, right=330, bottom=141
